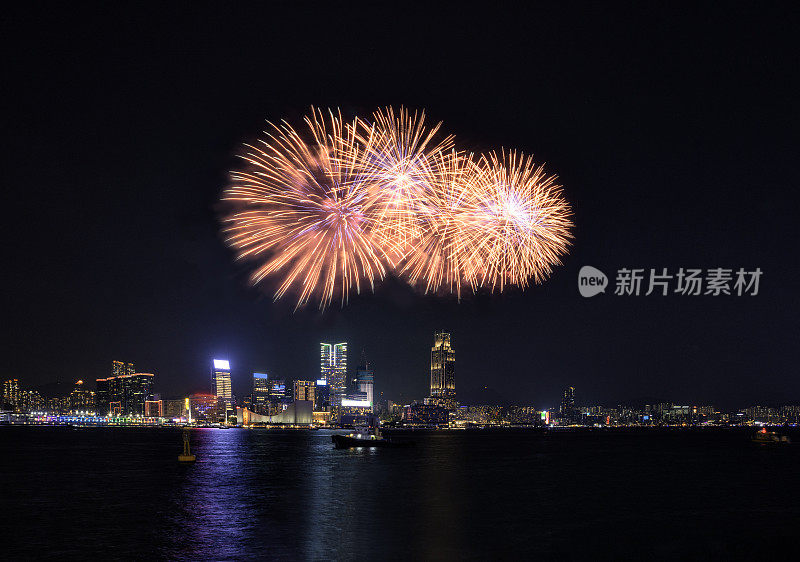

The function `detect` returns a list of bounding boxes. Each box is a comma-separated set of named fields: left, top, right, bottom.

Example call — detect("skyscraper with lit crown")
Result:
left=561, top=386, right=576, bottom=422
left=252, top=372, right=270, bottom=414
left=430, top=330, right=456, bottom=409
left=212, top=359, right=232, bottom=416
left=321, top=342, right=347, bottom=419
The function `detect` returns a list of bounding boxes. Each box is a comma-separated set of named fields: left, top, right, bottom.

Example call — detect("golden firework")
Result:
left=223, top=108, right=398, bottom=310
left=222, top=107, right=573, bottom=310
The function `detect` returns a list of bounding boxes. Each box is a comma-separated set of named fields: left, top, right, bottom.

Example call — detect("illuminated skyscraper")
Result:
left=111, top=360, right=135, bottom=378
left=321, top=342, right=347, bottom=418
left=212, top=359, right=232, bottom=411
left=351, top=350, right=374, bottom=407
left=68, top=380, right=96, bottom=414
left=561, top=386, right=576, bottom=422
left=252, top=372, right=270, bottom=414
left=2, top=379, right=20, bottom=410
left=269, top=379, right=286, bottom=401
left=430, top=330, right=456, bottom=408
left=95, top=372, right=154, bottom=416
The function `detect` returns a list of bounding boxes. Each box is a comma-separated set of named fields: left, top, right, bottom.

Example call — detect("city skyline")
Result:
left=3, top=3, right=798, bottom=413
left=5, top=346, right=800, bottom=413
left=3, top=4, right=798, bottom=560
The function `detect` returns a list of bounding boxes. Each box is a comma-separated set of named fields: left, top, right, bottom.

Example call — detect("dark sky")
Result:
left=3, top=3, right=798, bottom=409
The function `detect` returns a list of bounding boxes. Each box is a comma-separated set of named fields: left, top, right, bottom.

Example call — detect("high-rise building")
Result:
left=561, top=386, right=576, bottom=422
left=2, top=379, right=20, bottom=410
left=162, top=398, right=187, bottom=420
left=561, top=386, right=575, bottom=412
left=314, top=378, right=329, bottom=412
left=351, top=351, right=374, bottom=407
left=252, top=372, right=270, bottom=414
left=294, top=380, right=316, bottom=404
left=95, top=372, right=154, bottom=416
left=68, top=380, right=96, bottom=414
left=430, top=331, right=456, bottom=409
left=212, top=359, right=233, bottom=411
left=16, top=388, right=46, bottom=413
left=111, top=360, right=136, bottom=378
left=269, top=379, right=286, bottom=401
left=321, top=342, right=347, bottom=417
left=190, top=393, right=218, bottom=421
left=144, top=400, right=163, bottom=417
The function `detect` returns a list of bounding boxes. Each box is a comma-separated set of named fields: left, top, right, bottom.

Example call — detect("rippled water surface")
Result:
left=2, top=427, right=799, bottom=559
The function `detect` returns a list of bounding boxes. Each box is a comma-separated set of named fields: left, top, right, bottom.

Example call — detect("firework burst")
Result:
left=466, top=150, right=573, bottom=290
left=356, top=107, right=455, bottom=253
left=222, top=108, right=398, bottom=310
left=222, top=107, right=573, bottom=310
left=396, top=149, right=482, bottom=297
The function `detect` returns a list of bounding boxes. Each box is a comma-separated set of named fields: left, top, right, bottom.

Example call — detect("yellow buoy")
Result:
left=178, top=429, right=196, bottom=462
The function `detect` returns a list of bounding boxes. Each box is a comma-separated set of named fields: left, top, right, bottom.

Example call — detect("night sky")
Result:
left=3, top=4, right=798, bottom=409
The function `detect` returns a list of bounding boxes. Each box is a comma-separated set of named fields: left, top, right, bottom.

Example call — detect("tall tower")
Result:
left=252, top=372, right=270, bottom=414
left=430, top=330, right=456, bottom=408
left=561, top=386, right=575, bottom=422
left=321, top=342, right=347, bottom=419
left=212, top=359, right=232, bottom=416
left=353, top=349, right=374, bottom=407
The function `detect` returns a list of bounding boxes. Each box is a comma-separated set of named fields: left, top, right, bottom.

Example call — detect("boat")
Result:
left=331, top=426, right=413, bottom=449
left=751, top=427, right=791, bottom=445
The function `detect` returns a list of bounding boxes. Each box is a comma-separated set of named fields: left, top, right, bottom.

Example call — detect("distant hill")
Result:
left=457, top=386, right=511, bottom=407
left=34, top=380, right=78, bottom=398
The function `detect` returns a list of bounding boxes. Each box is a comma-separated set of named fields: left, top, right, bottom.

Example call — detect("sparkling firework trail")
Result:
left=223, top=108, right=398, bottom=310
left=467, top=150, right=573, bottom=290
left=397, top=149, right=482, bottom=297
left=356, top=107, right=455, bottom=253
left=222, top=107, right=573, bottom=310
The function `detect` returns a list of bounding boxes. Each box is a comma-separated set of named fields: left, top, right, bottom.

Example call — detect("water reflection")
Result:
left=4, top=427, right=800, bottom=559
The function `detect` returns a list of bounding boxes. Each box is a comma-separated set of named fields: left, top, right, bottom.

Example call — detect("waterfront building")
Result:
left=162, top=398, right=186, bottom=419
left=352, top=351, right=374, bottom=407
left=294, top=380, right=316, bottom=404
left=19, top=389, right=46, bottom=413
left=252, top=372, right=270, bottom=414
left=212, top=359, right=232, bottom=411
left=506, top=406, right=542, bottom=425
left=144, top=399, right=163, bottom=417
left=453, top=405, right=504, bottom=425
left=269, top=379, right=287, bottom=401
left=95, top=372, right=154, bottom=416
left=321, top=342, right=347, bottom=418
left=46, top=396, right=69, bottom=415
left=68, top=380, right=96, bottom=414
left=190, top=393, right=219, bottom=421
left=2, top=379, right=21, bottom=410
left=403, top=403, right=449, bottom=426
left=744, top=405, right=781, bottom=425
left=561, top=386, right=575, bottom=412
left=238, top=400, right=313, bottom=425
left=430, top=331, right=456, bottom=409
left=560, top=386, right=576, bottom=422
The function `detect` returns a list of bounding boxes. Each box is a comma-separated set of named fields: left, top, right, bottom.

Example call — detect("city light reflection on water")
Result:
left=2, top=427, right=800, bottom=559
